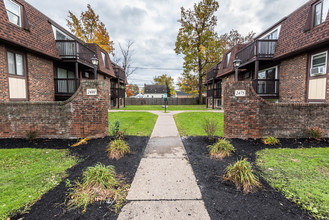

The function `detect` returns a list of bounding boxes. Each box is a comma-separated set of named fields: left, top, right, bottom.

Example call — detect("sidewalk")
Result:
left=118, top=112, right=210, bottom=219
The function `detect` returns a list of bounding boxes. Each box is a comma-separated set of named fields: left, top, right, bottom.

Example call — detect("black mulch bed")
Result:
left=182, top=137, right=329, bottom=220
left=0, top=136, right=149, bottom=220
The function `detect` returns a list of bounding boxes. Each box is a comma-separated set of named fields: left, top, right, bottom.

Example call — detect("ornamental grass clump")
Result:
left=223, top=158, right=261, bottom=194
left=207, top=138, right=235, bottom=159
left=107, top=139, right=131, bottom=160
left=307, top=127, right=324, bottom=140
left=262, top=136, right=280, bottom=146
left=67, top=163, right=129, bottom=213
left=202, top=118, right=218, bottom=140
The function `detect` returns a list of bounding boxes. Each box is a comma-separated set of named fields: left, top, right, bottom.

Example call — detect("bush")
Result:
left=202, top=118, right=218, bottom=140
left=307, top=127, right=324, bottom=140
left=107, top=139, right=131, bottom=160
left=207, top=138, right=235, bottom=159
left=262, top=136, right=280, bottom=146
left=67, top=163, right=129, bottom=213
left=110, top=119, right=120, bottom=137
left=223, top=158, right=261, bottom=194
left=26, top=130, right=38, bottom=141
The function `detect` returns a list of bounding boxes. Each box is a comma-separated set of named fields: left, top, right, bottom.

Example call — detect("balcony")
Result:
left=236, top=40, right=278, bottom=66
left=207, top=88, right=222, bottom=98
left=56, top=40, right=95, bottom=67
left=252, top=79, right=279, bottom=98
left=113, top=67, right=126, bottom=81
left=207, top=68, right=219, bottom=81
left=111, top=88, right=125, bottom=99
left=54, top=78, right=80, bottom=101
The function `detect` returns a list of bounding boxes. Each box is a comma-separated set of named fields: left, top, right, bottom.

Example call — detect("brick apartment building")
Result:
left=0, top=0, right=126, bottom=108
left=207, top=0, right=329, bottom=108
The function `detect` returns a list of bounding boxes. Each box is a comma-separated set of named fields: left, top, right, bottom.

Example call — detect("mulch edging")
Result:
left=0, top=136, right=148, bottom=220
left=182, top=137, right=329, bottom=220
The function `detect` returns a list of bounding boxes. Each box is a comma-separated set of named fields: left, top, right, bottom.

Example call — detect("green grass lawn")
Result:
left=256, top=148, right=329, bottom=219
left=174, top=112, right=224, bottom=136
left=0, top=148, right=77, bottom=219
left=108, top=112, right=158, bottom=136
left=122, top=105, right=209, bottom=111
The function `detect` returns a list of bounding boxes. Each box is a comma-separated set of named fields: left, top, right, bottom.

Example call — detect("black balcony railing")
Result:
left=111, top=88, right=125, bottom=99
left=55, top=78, right=80, bottom=95
left=113, top=67, right=126, bottom=80
left=207, top=68, right=219, bottom=81
left=207, top=88, right=222, bottom=98
left=56, top=40, right=95, bottom=66
left=252, top=79, right=279, bottom=97
left=236, top=40, right=278, bottom=65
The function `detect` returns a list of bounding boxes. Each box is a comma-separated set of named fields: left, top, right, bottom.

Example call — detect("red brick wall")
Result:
left=27, top=53, right=55, bottom=101
left=0, top=44, right=9, bottom=102
left=279, top=54, right=308, bottom=102
left=223, top=81, right=329, bottom=139
left=0, top=80, right=109, bottom=139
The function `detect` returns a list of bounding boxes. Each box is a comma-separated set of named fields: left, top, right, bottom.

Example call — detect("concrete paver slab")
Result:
left=151, top=115, right=179, bottom=137
left=143, top=137, right=186, bottom=158
left=118, top=200, right=210, bottom=220
left=126, top=158, right=202, bottom=200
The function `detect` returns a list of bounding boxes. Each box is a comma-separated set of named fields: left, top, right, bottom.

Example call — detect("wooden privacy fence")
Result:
left=126, top=97, right=205, bottom=105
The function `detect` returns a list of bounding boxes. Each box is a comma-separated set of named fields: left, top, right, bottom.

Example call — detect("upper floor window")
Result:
left=4, top=0, right=21, bottom=27
left=226, top=52, right=231, bottom=67
left=310, top=52, right=327, bottom=77
left=313, top=0, right=329, bottom=27
left=262, top=25, right=281, bottom=40
left=52, top=26, right=72, bottom=40
left=101, top=52, right=107, bottom=67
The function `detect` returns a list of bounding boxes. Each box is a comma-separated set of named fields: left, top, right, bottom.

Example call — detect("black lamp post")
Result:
left=91, top=55, right=99, bottom=80
left=233, top=59, right=241, bottom=82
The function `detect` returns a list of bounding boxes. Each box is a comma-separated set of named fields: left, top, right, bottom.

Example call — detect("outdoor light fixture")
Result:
left=91, top=55, right=99, bottom=80
left=233, top=58, right=241, bottom=82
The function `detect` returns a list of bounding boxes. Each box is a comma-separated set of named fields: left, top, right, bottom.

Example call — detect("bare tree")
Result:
left=119, top=40, right=137, bottom=79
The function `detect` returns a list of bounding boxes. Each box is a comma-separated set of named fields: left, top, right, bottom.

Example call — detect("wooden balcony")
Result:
left=252, top=79, right=279, bottom=98
left=54, top=78, right=80, bottom=101
left=111, top=88, right=125, bottom=99
left=207, top=88, right=222, bottom=98
left=113, top=67, right=126, bottom=80
left=56, top=40, right=95, bottom=67
left=236, top=40, right=278, bottom=66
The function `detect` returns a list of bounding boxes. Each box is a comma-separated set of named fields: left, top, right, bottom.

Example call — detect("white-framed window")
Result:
left=52, top=25, right=72, bottom=40
left=310, top=51, right=327, bottom=77
left=101, top=52, right=107, bottom=67
left=258, top=66, right=278, bottom=80
left=313, top=0, right=329, bottom=27
left=226, top=52, right=231, bottom=67
left=7, top=51, right=24, bottom=76
left=261, top=25, right=281, bottom=40
left=4, top=0, right=21, bottom=27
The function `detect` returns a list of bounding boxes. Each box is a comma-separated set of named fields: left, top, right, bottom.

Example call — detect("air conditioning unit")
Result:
left=311, top=66, right=326, bottom=76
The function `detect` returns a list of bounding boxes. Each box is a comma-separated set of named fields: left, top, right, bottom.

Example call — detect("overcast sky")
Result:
left=26, top=0, right=308, bottom=89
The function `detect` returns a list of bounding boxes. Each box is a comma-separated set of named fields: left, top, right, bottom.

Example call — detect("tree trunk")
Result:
left=198, top=56, right=203, bottom=104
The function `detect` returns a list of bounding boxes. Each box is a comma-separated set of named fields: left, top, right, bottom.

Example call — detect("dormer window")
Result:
left=261, top=25, right=281, bottom=40
left=226, top=52, right=231, bottom=67
left=313, top=0, right=329, bottom=27
left=101, top=52, right=107, bottom=67
left=4, top=0, right=21, bottom=27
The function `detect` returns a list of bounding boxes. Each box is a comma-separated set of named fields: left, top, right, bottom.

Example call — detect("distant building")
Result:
left=144, top=84, right=167, bottom=98
left=175, top=91, right=191, bottom=98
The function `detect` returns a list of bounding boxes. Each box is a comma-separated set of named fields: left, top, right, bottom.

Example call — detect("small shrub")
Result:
left=222, top=158, right=261, bottom=194
left=202, top=118, right=218, bottom=140
left=67, top=163, right=129, bottom=213
left=207, top=138, right=235, bottom=159
left=106, top=139, right=131, bottom=160
left=110, top=119, right=120, bottom=137
left=307, top=127, right=324, bottom=140
left=262, top=136, right=280, bottom=146
left=26, top=130, right=38, bottom=141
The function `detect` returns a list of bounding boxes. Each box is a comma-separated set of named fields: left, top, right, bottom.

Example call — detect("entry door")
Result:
left=308, top=52, right=328, bottom=101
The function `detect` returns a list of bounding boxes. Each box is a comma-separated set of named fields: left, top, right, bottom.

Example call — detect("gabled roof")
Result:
left=144, top=85, right=167, bottom=94
left=0, top=0, right=60, bottom=59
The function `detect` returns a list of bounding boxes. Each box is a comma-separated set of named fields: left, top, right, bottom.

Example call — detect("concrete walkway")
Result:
left=118, top=112, right=210, bottom=219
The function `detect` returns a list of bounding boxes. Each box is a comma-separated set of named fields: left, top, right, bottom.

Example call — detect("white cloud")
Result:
left=26, top=0, right=309, bottom=88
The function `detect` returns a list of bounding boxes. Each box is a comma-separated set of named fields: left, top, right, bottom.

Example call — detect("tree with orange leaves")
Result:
left=126, top=84, right=135, bottom=97
left=67, top=4, right=114, bottom=54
